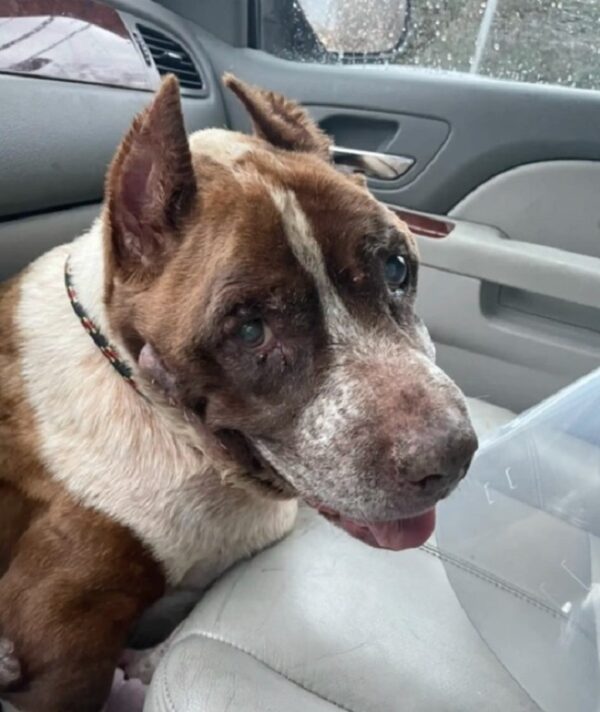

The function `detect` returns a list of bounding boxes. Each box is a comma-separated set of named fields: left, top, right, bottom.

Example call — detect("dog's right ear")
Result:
left=106, top=75, right=197, bottom=282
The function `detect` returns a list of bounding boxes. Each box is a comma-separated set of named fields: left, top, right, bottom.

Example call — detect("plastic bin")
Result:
left=437, top=368, right=600, bottom=712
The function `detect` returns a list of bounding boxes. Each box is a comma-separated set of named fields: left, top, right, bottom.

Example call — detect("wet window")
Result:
left=258, top=0, right=600, bottom=91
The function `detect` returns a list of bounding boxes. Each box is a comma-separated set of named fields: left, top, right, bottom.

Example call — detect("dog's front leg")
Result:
left=0, top=502, right=164, bottom=712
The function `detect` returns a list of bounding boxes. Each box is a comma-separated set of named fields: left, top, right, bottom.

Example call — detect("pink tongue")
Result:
left=339, top=508, right=436, bottom=550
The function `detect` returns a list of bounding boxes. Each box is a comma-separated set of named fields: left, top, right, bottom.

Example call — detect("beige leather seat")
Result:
left=145, top=399, right=541, bottom=712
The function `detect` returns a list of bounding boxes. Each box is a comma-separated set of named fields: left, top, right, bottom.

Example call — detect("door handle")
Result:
left=330, top=146, right=414, bottom=180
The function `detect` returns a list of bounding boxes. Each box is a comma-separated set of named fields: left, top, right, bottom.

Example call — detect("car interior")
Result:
left=1, top=1, right=599, bottom=711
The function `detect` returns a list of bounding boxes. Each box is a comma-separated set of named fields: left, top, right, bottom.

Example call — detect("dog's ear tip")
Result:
left=160, top=73, right=180, bottom=91
left=154, top=74, right=182, bottom=104
left=222, top=72, right=247, bottom=96
left=106, top=72, right=195, bottom=280
left=140, top=74, right=185, bottom=134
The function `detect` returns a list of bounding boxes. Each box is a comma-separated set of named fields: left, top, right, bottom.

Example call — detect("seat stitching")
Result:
left=421, top=543, right=564, bottom=619
left=161, top=630, right=358, bottom=712
left=160, top=661, right=178, bottom=712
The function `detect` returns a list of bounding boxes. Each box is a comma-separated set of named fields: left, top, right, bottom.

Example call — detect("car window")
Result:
left=0, top=0, right=154, bottom=89
left=257, top=0, right=600, bottom=92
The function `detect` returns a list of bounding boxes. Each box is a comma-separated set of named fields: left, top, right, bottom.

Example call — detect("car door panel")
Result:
left=437, top=160, right=600, bottom=409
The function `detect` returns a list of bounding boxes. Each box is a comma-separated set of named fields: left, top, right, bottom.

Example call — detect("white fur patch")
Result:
left=188, top=128, right=254, bottom=167
left=269, top=188, right=359, bottom=341
left=16, top=222, right=296, bottom=584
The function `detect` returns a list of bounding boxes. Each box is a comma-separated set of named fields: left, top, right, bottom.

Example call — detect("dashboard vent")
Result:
left=136, top=25, right=204, bottom=92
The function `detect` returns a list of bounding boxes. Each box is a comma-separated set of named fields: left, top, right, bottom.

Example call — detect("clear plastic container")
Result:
left=437, top=368, right=600, bottom=712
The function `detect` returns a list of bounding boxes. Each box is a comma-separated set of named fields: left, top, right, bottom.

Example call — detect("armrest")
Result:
left=415, top=219, right=600, bottom=310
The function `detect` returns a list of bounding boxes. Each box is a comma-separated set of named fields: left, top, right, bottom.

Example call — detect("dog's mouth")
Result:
left=213, top=430, right=435, bottom=549
left=308, top=501, right=436, bottom=550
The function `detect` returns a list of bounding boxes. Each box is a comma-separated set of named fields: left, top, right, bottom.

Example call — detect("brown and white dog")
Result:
left=0, top=75, right=477, bottom=711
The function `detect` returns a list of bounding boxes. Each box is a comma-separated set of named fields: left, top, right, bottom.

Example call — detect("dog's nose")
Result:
left=404, top=424, right=478, bottom=488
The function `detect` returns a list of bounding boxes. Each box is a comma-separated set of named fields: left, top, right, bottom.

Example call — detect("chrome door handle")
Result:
left=330, top=146, right=414, bottom=180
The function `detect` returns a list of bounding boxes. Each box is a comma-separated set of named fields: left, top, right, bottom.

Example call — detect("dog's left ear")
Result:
left=106, top=75, right=196, bottom=281
left=223, top=73, right=331, bottom=162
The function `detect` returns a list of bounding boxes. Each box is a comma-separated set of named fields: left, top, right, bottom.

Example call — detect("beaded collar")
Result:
left=64, top=256, right=141, bottom=394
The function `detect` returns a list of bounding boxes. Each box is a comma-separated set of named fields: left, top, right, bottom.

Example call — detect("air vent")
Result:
left=136, top=25, right=204, bottom=92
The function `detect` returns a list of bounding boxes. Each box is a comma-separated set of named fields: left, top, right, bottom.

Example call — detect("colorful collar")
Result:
left=64, top=256, right=141, bottom=394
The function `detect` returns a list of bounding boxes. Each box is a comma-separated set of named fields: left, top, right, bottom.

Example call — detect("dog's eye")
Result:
left=383, top=255, right=409, bottom=292
left=237, top=318, right=272, bottom=348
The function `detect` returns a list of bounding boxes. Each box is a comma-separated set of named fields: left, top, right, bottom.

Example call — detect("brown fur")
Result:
left=0, top=483, right=38, bottom=577
left=0, top=499, right=164, bottom=712
left=0, top=277, right=60, bottom=506
left=0, top=279, right=165, bottom=710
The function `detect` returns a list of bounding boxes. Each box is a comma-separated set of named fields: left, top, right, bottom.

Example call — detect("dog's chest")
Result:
left=15, top=241, right=296, bottom=584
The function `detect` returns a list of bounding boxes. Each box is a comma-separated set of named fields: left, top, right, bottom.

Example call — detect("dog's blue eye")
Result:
left=238, top=319, right=265, bottom=346
left=384, top=255, right=409, bottom=291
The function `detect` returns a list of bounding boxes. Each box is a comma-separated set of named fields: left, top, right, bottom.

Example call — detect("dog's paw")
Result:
left=120, top=640, right=169, bottom=686
left=0, top=637, right=21, bottom=690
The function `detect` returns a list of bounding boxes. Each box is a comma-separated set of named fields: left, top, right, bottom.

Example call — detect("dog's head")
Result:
left=103, top=75, right=477, bottom=550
